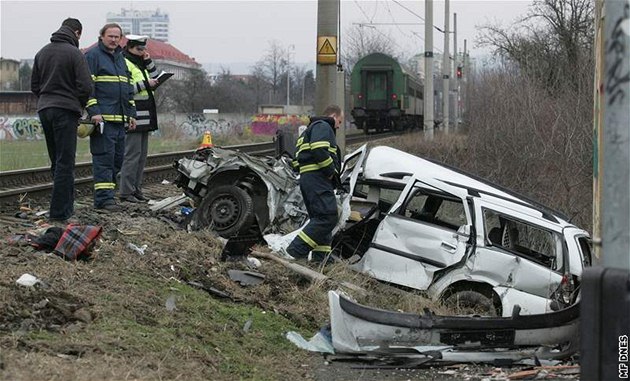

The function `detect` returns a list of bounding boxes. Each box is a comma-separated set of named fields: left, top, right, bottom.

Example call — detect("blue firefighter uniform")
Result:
left=287, top=117, right=342, bottom=262
left=85, top=40, right=136, bottom=208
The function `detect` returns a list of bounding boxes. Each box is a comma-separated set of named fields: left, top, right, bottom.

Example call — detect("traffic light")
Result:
left=456, top=66, right=463, bottom=78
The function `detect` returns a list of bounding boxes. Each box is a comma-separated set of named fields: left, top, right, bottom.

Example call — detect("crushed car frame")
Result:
left=175, top=144, right=592, bottom=316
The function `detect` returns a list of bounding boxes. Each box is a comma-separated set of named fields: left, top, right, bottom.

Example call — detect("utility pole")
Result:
left=462, top=39, right=467, bottom=117
left=315, top=0, right=338, bottom=115
left=287, top=45, right=294, bottom=109
left=441, top=0, right=450, bottom=133
left=336, top=67, right=345, bottom=154
left=581, top=1, right=630, bottom=380
left=597, top=0, right=630, bottom=270
left=452, top=12, right=458, bottom=128
left=423, top=0, right=434, bottom=136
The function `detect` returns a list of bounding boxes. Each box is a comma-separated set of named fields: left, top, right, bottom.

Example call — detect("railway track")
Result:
left=0, top=132, right=394, bottom=203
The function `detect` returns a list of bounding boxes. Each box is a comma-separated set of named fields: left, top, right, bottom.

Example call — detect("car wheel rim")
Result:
left=210, top=195, right=240, bottom=230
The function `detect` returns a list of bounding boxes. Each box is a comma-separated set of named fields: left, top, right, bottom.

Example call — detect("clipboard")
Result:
left=155, top=71, right=174, bottom=87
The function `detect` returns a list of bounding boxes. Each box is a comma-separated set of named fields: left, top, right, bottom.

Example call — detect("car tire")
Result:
left=194, top=185, right=254, bottom=238
left=443, top=290, right=499, bottom=317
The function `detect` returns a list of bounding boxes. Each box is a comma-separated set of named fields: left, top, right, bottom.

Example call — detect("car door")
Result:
left=351, top=176, right=472, bottom=290
left=471, top=199, right=565, bottom=301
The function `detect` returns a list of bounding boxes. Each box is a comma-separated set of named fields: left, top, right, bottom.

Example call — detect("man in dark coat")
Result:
left=31, top=18, right=93, bottom=222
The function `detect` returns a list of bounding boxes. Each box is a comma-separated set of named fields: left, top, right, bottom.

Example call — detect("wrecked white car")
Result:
left=175, top=145, right=592, bottom=316
left=174, top=147, right=307, bottom=237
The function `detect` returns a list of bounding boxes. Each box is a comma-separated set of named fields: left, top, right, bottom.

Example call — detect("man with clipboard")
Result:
left=119, top=35, right=167, bottom=203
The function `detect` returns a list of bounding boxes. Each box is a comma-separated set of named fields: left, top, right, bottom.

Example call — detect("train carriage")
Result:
left=350, top=53, right=423, bottom=133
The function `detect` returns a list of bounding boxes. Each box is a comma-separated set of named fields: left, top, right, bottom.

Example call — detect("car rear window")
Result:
left=484, top=209, right=561, bottom=270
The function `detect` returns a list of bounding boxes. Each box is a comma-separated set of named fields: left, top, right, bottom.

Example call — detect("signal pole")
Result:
left=441, top=0, right=450, bottom=133
left=315, top=0, right=338, bottom=115
left=423, top=0, right=434, bottom=137
left=452, top=12, right=458, bottom=127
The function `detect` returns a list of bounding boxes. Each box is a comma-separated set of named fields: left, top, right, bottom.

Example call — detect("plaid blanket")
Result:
left=53, top=224, right=102, bottom=261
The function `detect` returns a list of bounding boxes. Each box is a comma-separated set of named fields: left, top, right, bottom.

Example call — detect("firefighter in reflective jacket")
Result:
left=85, top=23, right=136, bottom=211
left=287, top=105, right=344, bottom=263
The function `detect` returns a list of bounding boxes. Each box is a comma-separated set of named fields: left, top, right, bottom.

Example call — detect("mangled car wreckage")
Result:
left=175, top=145, right=591, bottom=319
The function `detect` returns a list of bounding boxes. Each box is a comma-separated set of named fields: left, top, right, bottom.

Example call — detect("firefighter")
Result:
left=287, top=105, right=344, bottom=264
left=85, top=23, right=136, bottom=211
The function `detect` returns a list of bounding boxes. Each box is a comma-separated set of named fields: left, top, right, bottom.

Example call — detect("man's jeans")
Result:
left=39, top=107, right=79, bottom=220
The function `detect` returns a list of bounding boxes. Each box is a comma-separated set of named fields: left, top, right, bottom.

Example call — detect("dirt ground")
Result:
left=0, top=180, right=581, bottom=381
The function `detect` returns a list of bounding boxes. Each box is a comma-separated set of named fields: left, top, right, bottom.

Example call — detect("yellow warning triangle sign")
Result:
left=319, top=38, right=336, bottom=55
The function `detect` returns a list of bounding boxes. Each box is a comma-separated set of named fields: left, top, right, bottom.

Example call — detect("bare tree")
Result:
left=164, top=68, right=212, bottom=113
left=207, top=68, right=258, bottom=113
left=249, top=63, right=271, bottom=110
left=455, top=0, right=596, bottom=228
left=342, top=25, right=398, bottom=71
left=255, top=40, right=288, bottom=104
left=477, top=0, right=594, bottom=92
left=290, top=65, right=315, bottom=107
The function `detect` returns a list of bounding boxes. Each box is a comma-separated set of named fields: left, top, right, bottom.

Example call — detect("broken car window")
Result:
left=483, top=209, right=560, bottom=270
left=400, top=188, right=466, bottom=231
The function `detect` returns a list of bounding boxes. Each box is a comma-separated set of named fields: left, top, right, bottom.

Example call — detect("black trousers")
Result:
left=39, top=107, right=79, bottom=220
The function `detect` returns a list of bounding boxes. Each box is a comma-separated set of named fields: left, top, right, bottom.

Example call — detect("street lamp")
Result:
left=287, top=44, right=294, bottom=109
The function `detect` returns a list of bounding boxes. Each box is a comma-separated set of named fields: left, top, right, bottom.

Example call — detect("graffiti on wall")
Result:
left=177, top=113, right=246, bottom=137
left=0, top=113, right=312, bottom=140
left=251, top=114, right=310, bottom=135
left=0, top=116, right=43, bottom=140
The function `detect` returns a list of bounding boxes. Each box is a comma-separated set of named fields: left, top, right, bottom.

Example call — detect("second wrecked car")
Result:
left=175, top=144, right=592, bottom=316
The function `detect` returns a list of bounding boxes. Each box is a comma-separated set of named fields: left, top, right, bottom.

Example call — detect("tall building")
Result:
left=106, top=8, right=169, bottom=42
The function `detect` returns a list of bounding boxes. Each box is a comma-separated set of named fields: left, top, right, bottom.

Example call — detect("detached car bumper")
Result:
left=329, top=291, right=579, bottom=362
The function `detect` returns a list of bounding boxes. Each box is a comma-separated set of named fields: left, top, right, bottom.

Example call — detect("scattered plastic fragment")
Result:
left=16, top=273, right=40, bottom=287
left=227, top=270, right=265, bottom=286
left=127, top=243, right=147, bottom=255
left=286, top=327, right=335, bottom=354
left=165, top=295, right=177, bottom=312
left=243, top=319, right=252, bottom=333
left=247, top=257, right=262, bottom=269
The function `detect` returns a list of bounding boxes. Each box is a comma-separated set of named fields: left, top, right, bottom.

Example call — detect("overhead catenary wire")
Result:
left=391, top=0, right=448, bottom=34
left=351, top=1, right=446, bottom=55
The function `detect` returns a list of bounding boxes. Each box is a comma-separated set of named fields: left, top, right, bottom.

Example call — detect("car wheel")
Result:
left=194, top=185, right=254, bottom=238
left=443, top=290, right=499, bottom=317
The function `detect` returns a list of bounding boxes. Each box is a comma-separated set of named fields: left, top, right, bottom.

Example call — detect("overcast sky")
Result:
left=1, top=0, right=532, bottom=71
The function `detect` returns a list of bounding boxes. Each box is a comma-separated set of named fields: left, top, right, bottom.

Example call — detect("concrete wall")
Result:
left=0, top=112, right=312, bottom=140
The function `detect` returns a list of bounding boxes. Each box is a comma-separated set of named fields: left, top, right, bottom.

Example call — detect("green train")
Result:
left=350, top=53, right=424, bottom=133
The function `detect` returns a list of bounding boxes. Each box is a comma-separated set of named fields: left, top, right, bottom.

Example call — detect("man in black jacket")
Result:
left=286, top=105, right=344, bottom=265
left=31, top=18, right=93, bottom=222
